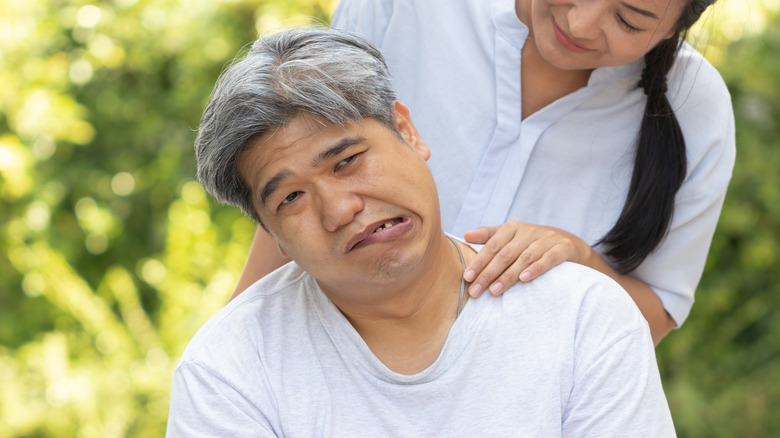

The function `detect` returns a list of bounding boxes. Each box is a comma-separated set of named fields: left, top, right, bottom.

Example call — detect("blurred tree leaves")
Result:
left=656, top=7, right=780, bottom=437
left=0, top=0, right=778, bottom=437
left=0, top=0, right=334, bottom=436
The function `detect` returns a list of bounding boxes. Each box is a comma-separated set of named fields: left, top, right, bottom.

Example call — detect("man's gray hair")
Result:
left=195, top=26, right=397, bottom=224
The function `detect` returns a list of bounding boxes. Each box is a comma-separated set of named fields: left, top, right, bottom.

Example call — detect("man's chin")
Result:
left=316, top=246, right=427, bottom=294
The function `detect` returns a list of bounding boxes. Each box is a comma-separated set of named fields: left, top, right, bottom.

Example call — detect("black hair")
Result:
left=598, top=0, right=717, bottom=273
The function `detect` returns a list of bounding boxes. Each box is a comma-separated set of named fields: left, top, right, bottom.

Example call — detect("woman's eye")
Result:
left=617, top=15, right=641, bottom=33
left=281, top=192, right=300, bottom=205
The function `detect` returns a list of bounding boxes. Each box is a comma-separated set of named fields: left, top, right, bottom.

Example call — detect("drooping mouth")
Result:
left=345, top=217, right=408, bottom=253
left=372, top=217, right=403, bottom=234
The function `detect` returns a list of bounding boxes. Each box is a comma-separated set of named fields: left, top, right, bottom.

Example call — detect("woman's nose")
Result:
left=568, top=2, right=602, bottom=40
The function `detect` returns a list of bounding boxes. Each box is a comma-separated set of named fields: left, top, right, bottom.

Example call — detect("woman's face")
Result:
left=519, top=0, right=686, bottom=70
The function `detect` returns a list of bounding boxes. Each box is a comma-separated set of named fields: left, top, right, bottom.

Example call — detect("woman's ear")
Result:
left=394, top=101, right=430, bottom=160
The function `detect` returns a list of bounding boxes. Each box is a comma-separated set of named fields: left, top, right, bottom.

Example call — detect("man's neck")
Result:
left=328, top=233, right=475, bottom=375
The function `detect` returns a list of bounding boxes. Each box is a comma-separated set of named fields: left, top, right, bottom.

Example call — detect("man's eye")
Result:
left=336, top=154, right=357, bottom=170
left=281, top=192, right=300, bottom=205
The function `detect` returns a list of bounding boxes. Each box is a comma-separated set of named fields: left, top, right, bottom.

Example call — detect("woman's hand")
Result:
left=463, top=221, right=676, bottom=345
left=462, top=221, right=590, bottom=297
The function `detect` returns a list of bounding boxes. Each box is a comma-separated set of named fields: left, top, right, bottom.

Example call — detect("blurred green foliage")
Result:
left=0, top=0, right=777, bottom=437
left=657, top=5, right=780, bottom=436
left=0, top=1, right=334, bottom=436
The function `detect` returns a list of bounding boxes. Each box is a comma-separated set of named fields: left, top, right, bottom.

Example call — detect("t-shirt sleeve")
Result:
left=561, top=274, right=676, bottom=437
left=562, top=326, right=676, bottom=436
left=166, top=361, right=278, bottom=437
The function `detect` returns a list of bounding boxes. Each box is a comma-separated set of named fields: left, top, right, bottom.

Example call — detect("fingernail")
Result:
left=464, top=269, right=476, bottom=282
left=469, top=283, right=482, bottom=297
left=520, top=271, right=531, bottom=282
left=490, top=282, right=504, bottom=295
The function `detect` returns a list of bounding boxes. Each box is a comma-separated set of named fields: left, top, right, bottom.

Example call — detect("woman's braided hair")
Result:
left=598, top=0, right=718, bottom=273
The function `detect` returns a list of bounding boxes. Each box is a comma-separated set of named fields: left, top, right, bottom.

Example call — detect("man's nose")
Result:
left=319, top=185, right=365, bottom=232
left=568, top=2, right=602, bottom=40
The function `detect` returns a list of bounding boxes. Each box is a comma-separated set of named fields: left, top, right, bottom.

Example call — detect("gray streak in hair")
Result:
left=195, top=26, right=397, bottom=225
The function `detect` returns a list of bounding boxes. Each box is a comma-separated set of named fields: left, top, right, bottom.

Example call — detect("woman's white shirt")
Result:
left=331, top=0, right=735, bottom=326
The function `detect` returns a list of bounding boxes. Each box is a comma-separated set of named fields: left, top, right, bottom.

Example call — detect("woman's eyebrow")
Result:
left=621, top=1, right=660, bottom=20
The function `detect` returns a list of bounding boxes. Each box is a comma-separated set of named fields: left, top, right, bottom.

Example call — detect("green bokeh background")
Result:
left=0, top=0, right=777, bottom=436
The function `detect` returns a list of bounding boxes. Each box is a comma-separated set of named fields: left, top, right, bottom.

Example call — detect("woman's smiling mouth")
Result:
left=552, top=18, right=591, bottom=53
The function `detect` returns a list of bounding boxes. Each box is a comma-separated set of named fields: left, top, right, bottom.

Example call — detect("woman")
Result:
left=231, top=0, right=735, bottom=345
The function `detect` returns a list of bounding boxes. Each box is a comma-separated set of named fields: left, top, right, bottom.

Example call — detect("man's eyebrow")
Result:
left=259, top=170, right=291, bottom=208
left=312, top=136, right=365, bottom=167
left=621, top=2, right=660, bottom=19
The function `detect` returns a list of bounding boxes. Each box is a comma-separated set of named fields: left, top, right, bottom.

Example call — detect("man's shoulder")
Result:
left=177, top=263, right=314, bottom=365
left=461, top=240, right=638, bottom=321
left=515, top=261, right=627, bottom=302
left=168, top=266, right=316, bottom=436
left=219, top=261, right=312, bottom=322
left=502, top=262, right=647, bottom=334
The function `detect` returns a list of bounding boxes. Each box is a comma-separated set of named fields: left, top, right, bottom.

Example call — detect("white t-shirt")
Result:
left=167, top=259, right=675, bottom=437
left=331, top=0, right=736, bottom=326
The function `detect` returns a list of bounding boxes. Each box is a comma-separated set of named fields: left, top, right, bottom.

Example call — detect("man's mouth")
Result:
left=373, top=218, right=402, bottom=233
left=345, top=217, right=410, bottom=252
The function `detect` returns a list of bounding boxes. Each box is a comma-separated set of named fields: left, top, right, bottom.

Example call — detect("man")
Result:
left=167, top=27, right=675, bottom=437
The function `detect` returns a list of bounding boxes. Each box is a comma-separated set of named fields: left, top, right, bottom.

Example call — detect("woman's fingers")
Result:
left=473, top=235, right=543, bottom=296
left=463, top=226, right=494, bottom=245
left=464, top=222, right=527, bottom=296
left=463, top=223, right=581, bottom=297
left=516, top=239, right=573, bottom=283
left=463, top=226, right=505, bottom=282
left=482, top=244, right=532, bottom=295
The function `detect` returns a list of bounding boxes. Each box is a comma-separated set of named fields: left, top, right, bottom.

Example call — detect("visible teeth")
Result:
left=374, top=221, right=395, bottom=233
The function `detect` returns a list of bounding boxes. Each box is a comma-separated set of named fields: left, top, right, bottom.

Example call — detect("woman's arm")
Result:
left=230, top=226, right=289, bottom=301
left=464, top=222, right=675, bottom=345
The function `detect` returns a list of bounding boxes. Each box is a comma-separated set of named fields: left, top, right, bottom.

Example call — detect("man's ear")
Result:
left=394, top=101, right=430, bottom=161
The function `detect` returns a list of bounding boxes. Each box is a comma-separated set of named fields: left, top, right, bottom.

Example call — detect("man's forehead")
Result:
left=243, top=114, right=339, bottom=173
left=259, top=114, right=334, bottom=154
